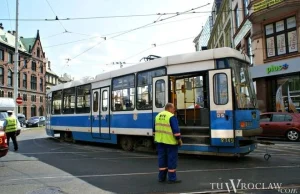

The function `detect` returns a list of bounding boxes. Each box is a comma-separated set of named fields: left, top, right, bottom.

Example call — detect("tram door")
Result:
left=152, top=76, right=169, bottom=116
left=99, top=87, right=110, bottom=139
left=208, top=69, right=234, bottom=147
left=91, top=89, right=101, bottom=138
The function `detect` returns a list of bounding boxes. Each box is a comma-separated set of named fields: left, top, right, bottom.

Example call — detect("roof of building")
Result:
left=20, top=37, right=36, bottom=52
left=59, top=76, right=73, bottom=82
left=0, top=28, right=28, bottom=53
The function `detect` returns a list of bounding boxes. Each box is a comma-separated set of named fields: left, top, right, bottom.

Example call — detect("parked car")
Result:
left=260, top=112, right=300, bottom=141
left=0, top=112, right=8, bottom=158
left=26, top=116, right=46, bottom=127
left=17, top=114, right=26, bottom=127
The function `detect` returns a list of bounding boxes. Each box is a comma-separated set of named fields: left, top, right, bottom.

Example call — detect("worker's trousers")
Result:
left=157, top=143, right=178, bottom=181
left=6, top=131, right=18, bottom=151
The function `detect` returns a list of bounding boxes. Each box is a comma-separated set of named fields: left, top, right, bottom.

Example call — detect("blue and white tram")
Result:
left=46, top=47, right=262, bottom=156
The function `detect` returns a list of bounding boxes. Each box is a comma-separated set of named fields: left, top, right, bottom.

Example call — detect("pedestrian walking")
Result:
left=3, top=110, right=18, bottom=151
left=154, top=103, right=182, bottom=184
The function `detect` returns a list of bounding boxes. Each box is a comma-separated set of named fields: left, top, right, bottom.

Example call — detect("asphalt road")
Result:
left=0, top=129, right=299, bottom=194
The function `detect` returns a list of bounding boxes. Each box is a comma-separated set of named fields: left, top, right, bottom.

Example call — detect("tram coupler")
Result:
left=255, top=140, right=275, bottom=161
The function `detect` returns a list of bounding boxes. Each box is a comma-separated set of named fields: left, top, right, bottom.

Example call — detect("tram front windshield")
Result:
left=229, top=59, right=257, bottom=109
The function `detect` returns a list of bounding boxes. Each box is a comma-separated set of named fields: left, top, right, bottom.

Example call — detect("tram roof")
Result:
left=49, top=47, right=249, bottom=93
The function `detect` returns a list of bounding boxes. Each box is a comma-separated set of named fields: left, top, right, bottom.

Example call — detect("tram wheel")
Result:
left=120, top=136, right=134, bottom=151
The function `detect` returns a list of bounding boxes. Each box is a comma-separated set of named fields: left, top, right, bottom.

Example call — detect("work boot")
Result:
left=167, top=180, right=182, bottom=184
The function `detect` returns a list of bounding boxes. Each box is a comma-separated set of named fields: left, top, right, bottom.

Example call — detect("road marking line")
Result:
left=1, top=165, right=299, bottom=182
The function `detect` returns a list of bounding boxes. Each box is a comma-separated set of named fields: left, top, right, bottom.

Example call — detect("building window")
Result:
left=31, top=95, right=36, bottom=102
left=31, top=75, right=37, bottom=90
left=39, top=106, right=44, bottom=116
left=23, top=73, right=27, bottom=88
left=136, top=68, right=166, bottom=110
left=265, top=16, right=297, bottom=58
left=18, top=73, right=20, bottom=88
left=23, top=106, right=27, bottom=118
left=8, top=70, right=13, bottom=87
left=40, top=78, right=43, bottom=92
left=18, top=56, right=21, bottom=66
left=243, top=0, right=249, bottom=17
left=31, top=105, right=36, bottom=117
left=18, top=106, right=21, bottom=113
left=31, top=61, right=36, bottom=71
left=40, top=96, right=43, bottom=103
left=112, top=74, right=135, bottom=111
left=8, top=52, right=13, bottom=64
left=0, top=49, right=4, bottom=61
left=235, top=6, right=240, bottom=29
left=246, top=35, right=253, bottom=65
left=0, top=90, right=4, bottom=97
left=8, top=91, right=13, bottom=98
left=0, top=67, right=4, bottom=85
left=24, top=59, right=27, bottom=68
left=40, top=63, right=43, bottom=73
left=23, top=94, right=27, bottom=101
left=37, top=48, right=40, bottom=58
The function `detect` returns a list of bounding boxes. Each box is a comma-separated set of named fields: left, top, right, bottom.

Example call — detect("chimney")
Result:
left=12, top=31, right=16, bottom=36
left=0, top=23, right=3, bottom=30
left=48, top=61, right=51, bottom=70
left=29, top=45, right=32, bottom=53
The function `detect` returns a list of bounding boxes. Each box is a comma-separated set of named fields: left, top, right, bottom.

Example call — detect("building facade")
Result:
left=194, top=16, right=213, bottom=51
left=249, top=0, right=300, bottom=112
left=207, top=0, right=233, bottom=49
left=0, top=24, right=46, bottom=118
left=45, top=61, right=59, bottom=92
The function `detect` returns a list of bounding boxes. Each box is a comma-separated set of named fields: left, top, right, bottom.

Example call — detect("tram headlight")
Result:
left=240, top=121, right=246, bottom=128
left=240, top=121, right=252, bottom=128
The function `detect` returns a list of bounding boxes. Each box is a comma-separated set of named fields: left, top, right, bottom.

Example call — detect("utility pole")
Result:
left=13, top=0, right=19, bottom=115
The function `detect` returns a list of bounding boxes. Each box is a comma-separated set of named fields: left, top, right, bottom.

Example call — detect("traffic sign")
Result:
left=16, top=97, right=23, bottom=105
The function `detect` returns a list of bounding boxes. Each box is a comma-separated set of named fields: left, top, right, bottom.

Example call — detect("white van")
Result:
left=0, top=98, right=22, bottom=131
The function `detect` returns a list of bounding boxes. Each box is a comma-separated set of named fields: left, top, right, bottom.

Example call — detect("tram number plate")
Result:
left=221, top=138, right=234, bottom=143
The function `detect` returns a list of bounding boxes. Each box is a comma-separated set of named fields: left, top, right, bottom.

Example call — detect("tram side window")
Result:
left=137, top=68, right=166, bottom=110
left=63, top=88, right=76, bottom=114
left=52, top=90, right=62, bottom=114
left=76, top=84, right=91, bottom=113
left=155, top=80, right=166, bottom=108
left=102, top=90, right=108, bottom=111
left=112, top=74, right=135, bottom=111
left=213, top=73, right=228, bottom=105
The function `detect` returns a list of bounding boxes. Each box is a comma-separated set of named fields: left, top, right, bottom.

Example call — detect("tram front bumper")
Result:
left=242, top=127, right=263, bottom=137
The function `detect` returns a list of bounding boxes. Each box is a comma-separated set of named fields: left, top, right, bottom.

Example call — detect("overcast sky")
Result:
left=1, top=0, right=213, bottom=79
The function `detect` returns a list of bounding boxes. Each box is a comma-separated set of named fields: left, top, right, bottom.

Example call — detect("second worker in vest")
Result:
left=3, top=110, right=18, bottom=151
left=154, top=103, right=182, bottom=184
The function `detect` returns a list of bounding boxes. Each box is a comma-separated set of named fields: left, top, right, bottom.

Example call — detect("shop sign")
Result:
left=253, top=0, right=283, bottom=12
left=266, top=63, right=289, bottom=74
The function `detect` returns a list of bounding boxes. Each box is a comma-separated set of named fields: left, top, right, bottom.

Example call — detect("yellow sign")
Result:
left=253, top=0, right=283, bottom=12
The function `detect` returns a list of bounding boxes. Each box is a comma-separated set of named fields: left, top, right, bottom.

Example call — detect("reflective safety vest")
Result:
left=5, top=117, right=17, bottom=133
left=154, top=111, right=177, bottom=145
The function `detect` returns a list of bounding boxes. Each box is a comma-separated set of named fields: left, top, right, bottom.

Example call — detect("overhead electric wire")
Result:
left=45, top=0, right=67, bottom=32
left=43, top=15, right=206, bottom=48
left=5, top=0, right=13, bottom=30
left=0, top=6, right=285, bottom=21
left=68, top=3, right=210, bottom=61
